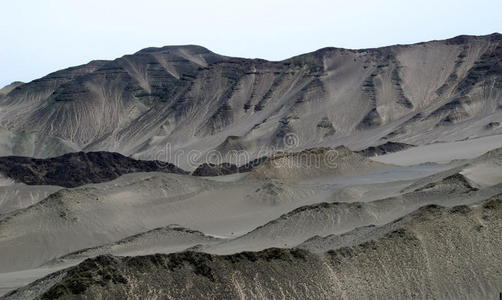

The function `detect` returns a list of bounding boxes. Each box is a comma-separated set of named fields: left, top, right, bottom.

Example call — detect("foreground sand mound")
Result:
left=247, top=146, right=389, bottom=181
left=6, top=197, right=502, bottom=300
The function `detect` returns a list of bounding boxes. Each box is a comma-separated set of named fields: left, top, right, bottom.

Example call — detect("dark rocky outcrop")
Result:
left=356, top=141, right=415, bottom=157
left=192, top=163, right=238, bottom=176
left=237, top=156, right=269, bottom=173
left=356, top=107, right=383, bottom=130
left=0, top=151, right=188, bottom=188
left=191, top=156, right=270, bottom=177
left=485, top=121, right=501, bottom=129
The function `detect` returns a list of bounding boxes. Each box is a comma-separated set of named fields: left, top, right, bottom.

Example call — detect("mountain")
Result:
left=0, top=34, right=500, bottom=167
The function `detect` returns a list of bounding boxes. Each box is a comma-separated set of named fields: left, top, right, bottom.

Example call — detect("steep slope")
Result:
left=5, top=197, right=502, bottom=300
left=0, top=34, right=500, bottom=164
left=0, top=151, right=187, bottom=187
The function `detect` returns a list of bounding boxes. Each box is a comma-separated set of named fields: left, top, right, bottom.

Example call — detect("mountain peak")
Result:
left=0, top=81, right=24, bottom=96
left=135, top=44, right=214, bottom=55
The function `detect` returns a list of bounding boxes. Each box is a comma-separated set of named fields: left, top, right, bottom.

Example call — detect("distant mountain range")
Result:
left=0, top=33, right=500, bottom=167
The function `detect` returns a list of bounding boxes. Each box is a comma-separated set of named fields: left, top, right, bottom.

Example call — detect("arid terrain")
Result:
left=0, top=33, right=501, bottom=299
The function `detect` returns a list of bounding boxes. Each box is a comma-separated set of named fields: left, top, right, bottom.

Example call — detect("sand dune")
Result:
left=204, top=173, right=502, bottom=254
left=202, top=148, right=502, bottom=254
left=0, top=184, right=60, bottom=216
left=49, top=225, right=223, bottom=266
left=1, top=148, right=501, bottom=286
left=372, top=134, right=502, bottom=165
left=0, top=172, right=329, bottom=273
left=6, top=197, right=502, bottom=300
left=248, top=146, right=389, bottom=181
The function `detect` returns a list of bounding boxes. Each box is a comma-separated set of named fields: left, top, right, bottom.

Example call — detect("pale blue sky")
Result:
left=1, top=0, right=500, bottom=87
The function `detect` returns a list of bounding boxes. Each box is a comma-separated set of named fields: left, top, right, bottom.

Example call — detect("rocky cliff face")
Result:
left=0, top=34, right=500, bottom=166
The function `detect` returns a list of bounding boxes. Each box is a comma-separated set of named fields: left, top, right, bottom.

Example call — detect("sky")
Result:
left=1, top=0, right=501, bottom=87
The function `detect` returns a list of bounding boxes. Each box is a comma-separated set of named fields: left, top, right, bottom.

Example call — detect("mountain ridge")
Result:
left=0, top=33, right=500, bottom=167
left=1, top=33, right=497, bottom=87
